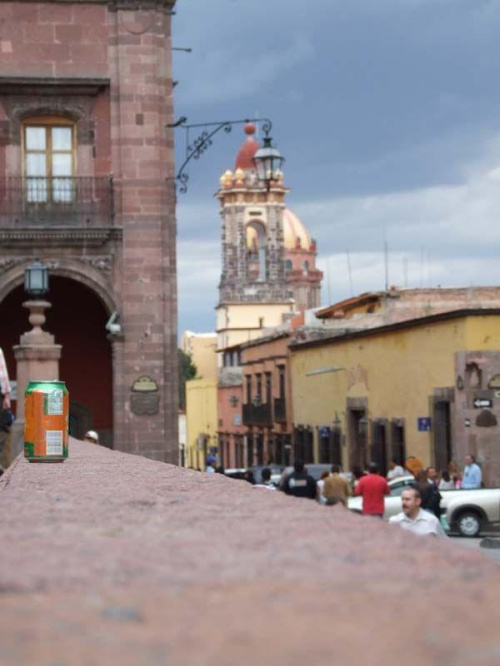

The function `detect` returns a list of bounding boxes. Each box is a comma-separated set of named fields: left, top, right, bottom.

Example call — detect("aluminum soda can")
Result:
left=24, top=381, right=69, bottom=463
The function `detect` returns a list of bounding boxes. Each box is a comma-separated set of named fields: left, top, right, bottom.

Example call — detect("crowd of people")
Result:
left=212, top=453, right=484, bottom=539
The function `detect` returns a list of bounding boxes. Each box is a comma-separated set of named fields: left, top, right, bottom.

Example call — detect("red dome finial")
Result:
left=235, top=124, right=259, bottom=170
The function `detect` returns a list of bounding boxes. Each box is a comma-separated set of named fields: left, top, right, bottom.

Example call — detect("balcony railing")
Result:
left=242, top=403, right=273, bottom=427
left=274, top=398, right=287, bottom=423
left=0, top=176, right=115, bottom=226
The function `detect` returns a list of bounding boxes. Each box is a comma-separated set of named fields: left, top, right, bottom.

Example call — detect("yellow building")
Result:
left=181, top=331, right=217, bottom=382
left=182, top=332, right=218, bottom=468
left=185, top=378, right=218, bottom=470
left=290, top=309, right=500, bottom=486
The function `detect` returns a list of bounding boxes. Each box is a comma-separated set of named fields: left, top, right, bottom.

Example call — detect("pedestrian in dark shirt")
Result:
left=282, top=460, right=317, bottom=499
left=416, top=468, right=442, bottom=519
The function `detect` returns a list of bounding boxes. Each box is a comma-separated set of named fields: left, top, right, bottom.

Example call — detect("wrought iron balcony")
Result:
left=0, top=176, right=115, bottom=226
left=274, top=398, right=287, bottom=423
left=242, top=403, right=273, bottom=427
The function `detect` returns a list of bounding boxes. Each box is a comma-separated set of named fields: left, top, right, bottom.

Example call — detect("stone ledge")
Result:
left=1, top=440, right=500, bottom=665
left=0, top=227, right=122, bottom=248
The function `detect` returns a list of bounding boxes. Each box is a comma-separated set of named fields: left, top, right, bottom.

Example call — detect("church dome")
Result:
left=246, top=208, right=312, bottom=251
left=235, top=123, right=259, bottom=170
left=283, top=208, right=312, bottom=250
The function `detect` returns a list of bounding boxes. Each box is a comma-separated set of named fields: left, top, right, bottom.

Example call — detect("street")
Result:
left=451, top=535, right=500, bottom=565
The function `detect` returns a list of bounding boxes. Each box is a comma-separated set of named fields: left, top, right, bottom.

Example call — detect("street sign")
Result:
left=473, top=398, right=492, bottom=409
left=417, top=417, right=431, bottom=432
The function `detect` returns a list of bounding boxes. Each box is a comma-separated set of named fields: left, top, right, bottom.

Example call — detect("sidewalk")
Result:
left=1, top=439, right=500, bottom=665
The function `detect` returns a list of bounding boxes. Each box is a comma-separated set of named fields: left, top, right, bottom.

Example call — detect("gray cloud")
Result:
left=173, top=0, right=500, bottom=334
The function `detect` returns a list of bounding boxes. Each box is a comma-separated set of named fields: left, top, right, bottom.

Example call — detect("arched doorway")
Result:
left=0, top=276, right=113, bottom=447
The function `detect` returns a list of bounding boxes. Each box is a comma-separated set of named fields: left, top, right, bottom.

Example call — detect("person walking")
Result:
left=416, top=468, right=441, bottom=519
left=462, top=454, right=482, bottom=489
left=438, top=470, right=455, bottom=491
left=387, top=460, right=405, bottom=481
left=389, top=487, right=446, bottom=537
left=316, top=470, right=330, bottom=504
left=282, top=460, right=317, bottom=499
left=353, top=462, right=391, bottom=517
left=0, top=347, right=12, bottom=470
left=323, top=465, right=351, bottom=506
left=205, top=456, right=217, bottom=473
left=253, top=467, right=276, bottom=490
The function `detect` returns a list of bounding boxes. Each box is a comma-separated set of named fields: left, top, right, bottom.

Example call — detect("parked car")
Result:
left=348, top=475, right=500, bottom=537
left=224, top=468, right=253, bottom=483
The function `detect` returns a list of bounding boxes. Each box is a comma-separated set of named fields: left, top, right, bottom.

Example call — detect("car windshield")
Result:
left=390, top=479, right=414, bottom=496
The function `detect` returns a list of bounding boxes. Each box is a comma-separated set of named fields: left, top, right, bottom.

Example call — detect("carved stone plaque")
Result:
left=476, top=409, right=498, bottom=428
left=130, top=392, right=160, bottom=416
left=132, top=375, right=158, bottom=392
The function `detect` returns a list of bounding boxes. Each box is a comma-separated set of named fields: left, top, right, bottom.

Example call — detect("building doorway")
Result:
left=371, top=420, right=388, bottom=476
left=0, top=276, right=113, bottom=446
left=434, top=400, right=452, bottom=471
left=391, top=419, right=406, bottom=466
left=348, top=409, right=368, bottom=471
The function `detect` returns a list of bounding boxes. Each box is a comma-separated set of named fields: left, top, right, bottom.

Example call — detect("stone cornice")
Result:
left=0, top=0, right=176, bottom=9
left=0, top=227, right=123, bottom=248
left=0, top=77, right=110, bottom=97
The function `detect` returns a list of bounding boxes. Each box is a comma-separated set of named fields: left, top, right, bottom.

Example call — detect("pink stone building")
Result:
left=0, top=0, right=178, bottom=461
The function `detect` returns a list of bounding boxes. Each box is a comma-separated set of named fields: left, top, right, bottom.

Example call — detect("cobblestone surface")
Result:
left=2, top=440, right=500, bottom=665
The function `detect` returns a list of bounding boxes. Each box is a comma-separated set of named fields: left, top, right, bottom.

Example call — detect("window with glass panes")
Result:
left=23, top=119, right=75, bottom=203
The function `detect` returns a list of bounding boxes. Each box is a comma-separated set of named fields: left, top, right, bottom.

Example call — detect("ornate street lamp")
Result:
left=253, top=121, right=285, bottom=187
left=24, top=258, right=49, bottom=299
left=167, top=117, right=284, bottom=193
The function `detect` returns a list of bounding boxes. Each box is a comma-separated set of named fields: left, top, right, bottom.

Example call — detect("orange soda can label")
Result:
left=24, top=381, right=69, bottom=462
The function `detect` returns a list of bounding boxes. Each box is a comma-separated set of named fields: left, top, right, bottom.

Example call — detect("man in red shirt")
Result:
left=354, top=462, right=391, bottom=517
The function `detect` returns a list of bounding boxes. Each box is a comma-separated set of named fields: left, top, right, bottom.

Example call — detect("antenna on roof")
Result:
left=384, top=231, right=389, bottom=291
left=326, top=258, right=332, bottom=305
left=419, top=246, right=424, bottom=288
left=403, top=257, right=408, bottom=288
left=346, top=249, right=353, bottom=297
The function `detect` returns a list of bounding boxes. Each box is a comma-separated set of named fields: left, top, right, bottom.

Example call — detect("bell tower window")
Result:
left=23, top=117, right=76, bottom=204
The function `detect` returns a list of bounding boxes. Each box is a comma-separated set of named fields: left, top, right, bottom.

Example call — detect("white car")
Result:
left=348, top=475, right=500, bottom=537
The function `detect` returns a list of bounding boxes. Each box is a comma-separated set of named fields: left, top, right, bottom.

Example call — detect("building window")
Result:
left=255, top=374, right=262, bottom=404
left=265, top=372, right=272, bottom=404
left=285, top=259, right=293, bottom=272
left=23, top=117, right=75, bottom=204
left=245, top=375, right=252, bottom=404
left=278, top=365, right=286, bottom=398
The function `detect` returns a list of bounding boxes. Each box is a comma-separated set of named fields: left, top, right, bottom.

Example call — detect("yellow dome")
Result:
left=283, top=209, right=312, bottom=250
left=245, top=208, right=312, bottom=251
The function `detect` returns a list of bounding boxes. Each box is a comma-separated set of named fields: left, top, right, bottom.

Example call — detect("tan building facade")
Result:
left=290, top=310, right=500, bottom=486
left=241, top=332, right=293, bottom=467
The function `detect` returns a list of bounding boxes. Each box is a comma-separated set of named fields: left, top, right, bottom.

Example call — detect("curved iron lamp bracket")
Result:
left=167, top=117, right=272, bottom=193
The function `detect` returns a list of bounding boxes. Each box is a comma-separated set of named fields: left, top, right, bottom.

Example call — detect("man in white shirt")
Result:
left=387, top=460, right=405, bottom=481
left=389, top=486, right=446, bottom=537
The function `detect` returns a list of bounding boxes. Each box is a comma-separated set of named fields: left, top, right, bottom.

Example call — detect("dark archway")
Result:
left=0, top=276, right=113, bottom=447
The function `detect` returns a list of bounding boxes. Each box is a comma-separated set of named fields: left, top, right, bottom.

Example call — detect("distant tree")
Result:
left=179, top=349, right=197, bottom=411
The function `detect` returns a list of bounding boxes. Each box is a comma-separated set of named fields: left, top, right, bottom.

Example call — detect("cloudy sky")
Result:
left=172, top=0, right=500, bottom=335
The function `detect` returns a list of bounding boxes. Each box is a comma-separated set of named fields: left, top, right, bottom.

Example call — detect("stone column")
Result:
left=10, top=301, right=62, bottom=461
